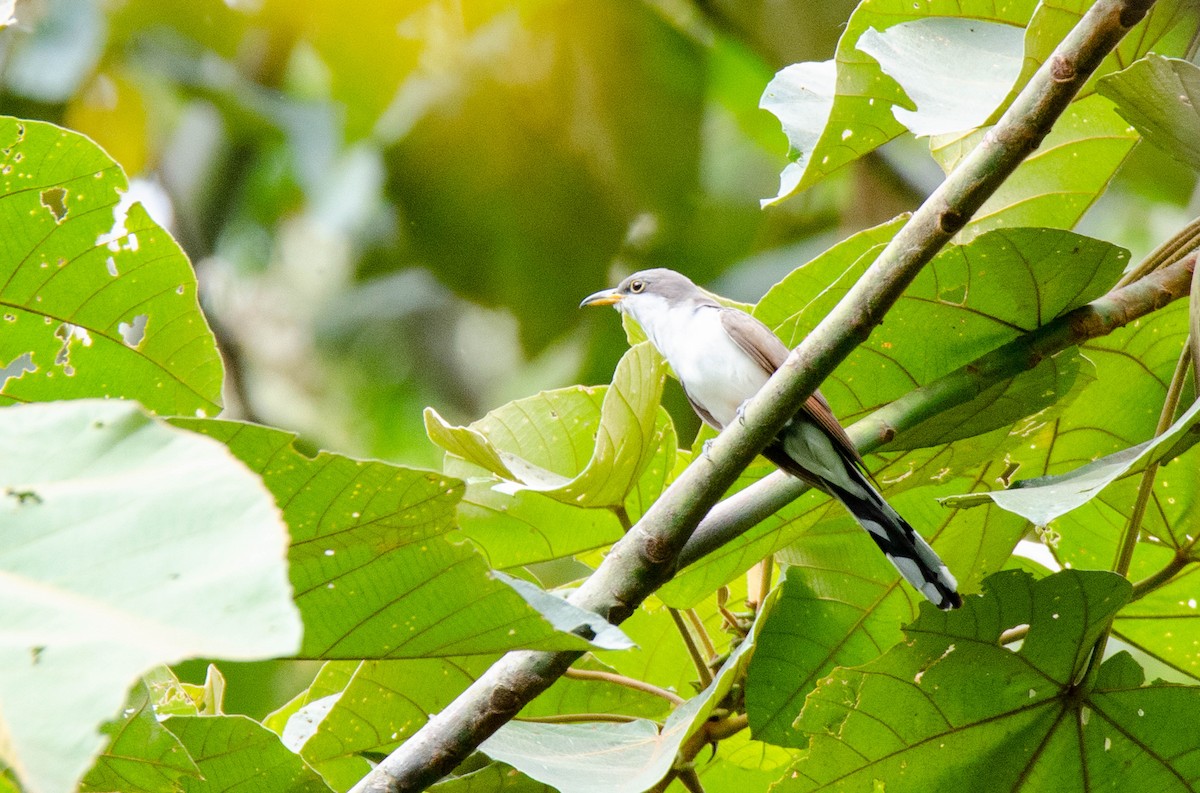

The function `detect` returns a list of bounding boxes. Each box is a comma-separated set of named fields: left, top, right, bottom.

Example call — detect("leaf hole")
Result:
left=40, top=186, right=68, bottom=222
left=119, top=314, right=149, bottom=348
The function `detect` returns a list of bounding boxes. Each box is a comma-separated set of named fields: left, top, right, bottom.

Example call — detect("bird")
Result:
left=581, top=268, right=961, bottom=610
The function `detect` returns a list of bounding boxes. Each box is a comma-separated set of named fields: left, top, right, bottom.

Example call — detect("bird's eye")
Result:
left=629, top=280, right=646, bottom=294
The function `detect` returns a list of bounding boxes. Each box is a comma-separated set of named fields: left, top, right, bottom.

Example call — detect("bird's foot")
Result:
left=702, top=438, right=715, bottom=458
left=736, top=399, right=751, bottom=425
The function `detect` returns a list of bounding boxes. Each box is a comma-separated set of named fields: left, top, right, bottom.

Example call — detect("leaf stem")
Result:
left=1130, top=551, right=1193, bottom=599
left=669, top=608, right=714, bottom=689
left=684, top=608, right=717, bottom=661
left=563, top=667, right=685, bottom=706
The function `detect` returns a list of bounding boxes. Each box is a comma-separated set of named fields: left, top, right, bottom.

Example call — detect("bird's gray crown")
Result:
left=616, top=268, right=708, bottom=304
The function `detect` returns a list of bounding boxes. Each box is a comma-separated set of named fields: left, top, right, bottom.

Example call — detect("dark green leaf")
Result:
left=81, top=683, right=200, bottom=793
left=777, top=571, right=1200, bottom=792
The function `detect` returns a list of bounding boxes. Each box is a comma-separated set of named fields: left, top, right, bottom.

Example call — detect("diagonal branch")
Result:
left=353, top=2, right=1156, bottom=790
left=680, top=251, right=1197, bottom=567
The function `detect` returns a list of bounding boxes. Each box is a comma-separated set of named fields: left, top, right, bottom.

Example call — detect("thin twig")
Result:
left=563, top=667, right=685, bottom=706
left=684, top=608, right=717, bottom=661
left=669, top=608, right=714, bottom=689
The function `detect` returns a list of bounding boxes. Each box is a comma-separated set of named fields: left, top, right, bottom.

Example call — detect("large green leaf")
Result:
left=756, top=223, right=1126, bottom=442
left=0, top=400, right=300, bottom=793
left=760, top=0, right=1037, bottom=204
left=0, top=117, right=222, bottom=415
left=1099, top=55, right=1200, bottom=172
left=426, top=342, right=667, bottom=508
left=165, top=715, right=331, bottom=793
left=777, top=570, right=1200, bottom=792
left=176, top=419, right=621, bottom=658
left=931, top=94, right=1138, bottom=238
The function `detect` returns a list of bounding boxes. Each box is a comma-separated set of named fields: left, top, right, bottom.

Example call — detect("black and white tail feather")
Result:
left=766, top=423, right=962, bottom=610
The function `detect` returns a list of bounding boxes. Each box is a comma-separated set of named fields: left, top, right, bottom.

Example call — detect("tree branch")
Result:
left=352, top=2, right=1156, bottom=790
left=679, top=251, right=1197, bottom=567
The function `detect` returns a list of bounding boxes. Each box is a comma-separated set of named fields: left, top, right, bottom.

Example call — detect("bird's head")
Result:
left=579, top=268, right=701, bottom=328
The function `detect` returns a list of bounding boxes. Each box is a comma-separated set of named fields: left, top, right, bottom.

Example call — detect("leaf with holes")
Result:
left=0, top=117, right=222, bottom=415
left=0, top=400, right=300, bottom=793
left=175, top=418, right=618, bottom=658
left=776, top=570, right=1200, bottom=792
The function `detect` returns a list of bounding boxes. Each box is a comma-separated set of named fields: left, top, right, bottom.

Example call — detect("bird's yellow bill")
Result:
left=579, top=288, right=622, bottom=308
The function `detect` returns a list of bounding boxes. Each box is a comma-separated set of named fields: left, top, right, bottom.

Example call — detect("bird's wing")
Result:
left=718, top=308, right=866, bottom=469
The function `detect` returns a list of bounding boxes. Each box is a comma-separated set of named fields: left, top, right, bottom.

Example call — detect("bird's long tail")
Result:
left=766, top=428, right=962, bottom=610
left=821, top=463, right=962, bottom=610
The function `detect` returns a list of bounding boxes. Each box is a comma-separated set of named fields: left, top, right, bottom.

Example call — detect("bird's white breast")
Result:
left=637, top=301, right=770, bottom=429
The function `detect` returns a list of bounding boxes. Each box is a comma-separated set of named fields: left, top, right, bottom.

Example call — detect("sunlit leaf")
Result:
left=932, top=94, right=1139, bottom=238
left=760, top=0, right=1038, bottom=204
left=857, top=18, right=1024, bottom=137
left=0, top=117, right=223, bottom=415
left=777, top=571, right=1200, bottom=792
left=426, top=343, right=667, bottom=508
left=176, top=419, right=616, bottom=658
left=1099, top=55, right=1200, bottom=172
left=165, top=715, right=332, bottom=793
left=0, top=400, right=300, bottom=793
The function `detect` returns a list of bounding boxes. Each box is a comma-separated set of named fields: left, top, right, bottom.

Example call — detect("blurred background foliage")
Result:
left=1, top=0, right=1196, bottom=717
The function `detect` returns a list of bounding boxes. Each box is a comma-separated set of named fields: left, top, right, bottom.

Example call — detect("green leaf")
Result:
left=746, top=567, right=913, bottom=747
left=777, top=571, right=1200, bottom=792
left=756, top=224, right=1127, bottom=443
left=856, top=18, right=1025, bottom=137
left=948, top=395, right=1200, bottom=526
left=931, top=94, right=1139, bottom=238
left=0, top=400, right=301, bottom=793
left=1099, top=55, right=1200, bottom=172
left=165, top=715, right=332, bottom=793
left=479, top=600, right=763, bottom=793
left=281, top=658, right=492, bottom=789
left=176, top=418, right=616, bottom=658
left=0, top=117, right=223, bottom=415
left=81, top=683, right=200, bottom=793
left=426, top=342, right=667, bottom=508
left=760, top=0, right=1038, bottom=204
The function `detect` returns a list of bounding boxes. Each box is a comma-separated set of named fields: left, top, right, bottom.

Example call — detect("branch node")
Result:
left=1050, top=54, right=1077, bottom=84
left=643, top=534, right=673, bottom=563
left=937, top=208, right=966, bottom=235
left=488, top=684, right=522, bottom=716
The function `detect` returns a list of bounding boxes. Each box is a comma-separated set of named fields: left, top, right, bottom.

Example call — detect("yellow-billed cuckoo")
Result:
left=581, top=268, right=961, bottom=610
